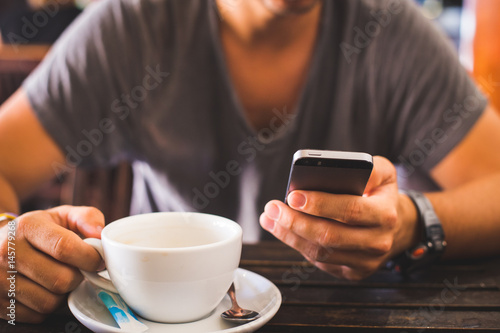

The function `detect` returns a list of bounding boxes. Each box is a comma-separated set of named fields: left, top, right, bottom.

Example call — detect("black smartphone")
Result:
left=285, top=149, right=373, bottom=202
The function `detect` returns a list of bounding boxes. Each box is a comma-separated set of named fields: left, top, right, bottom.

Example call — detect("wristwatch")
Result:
left=391, top=190, right=447, bottom=274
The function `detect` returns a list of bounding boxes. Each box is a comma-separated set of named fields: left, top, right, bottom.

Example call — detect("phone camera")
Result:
left=317, top=161, right=322, bottom=166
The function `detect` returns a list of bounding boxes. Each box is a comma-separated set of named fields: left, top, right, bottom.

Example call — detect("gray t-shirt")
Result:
left=23, top=0, right=487, bottom=242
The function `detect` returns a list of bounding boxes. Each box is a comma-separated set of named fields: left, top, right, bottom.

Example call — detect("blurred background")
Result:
left=0, top=0, right=498, bottom=218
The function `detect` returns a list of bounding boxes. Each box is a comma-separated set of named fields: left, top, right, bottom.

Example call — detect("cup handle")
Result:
left=81, top=238, right=119, bottom=293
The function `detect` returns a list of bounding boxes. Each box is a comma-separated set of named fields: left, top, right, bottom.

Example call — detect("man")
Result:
left=1, top=0, right=500, bottom=324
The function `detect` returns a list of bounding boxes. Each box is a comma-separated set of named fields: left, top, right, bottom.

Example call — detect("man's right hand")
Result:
left=0, top=205, right=104, bottom=323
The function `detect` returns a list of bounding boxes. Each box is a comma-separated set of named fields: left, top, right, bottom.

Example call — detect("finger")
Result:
left=7, top=274, right=66, bottom=315
left=261, top=212, right=382, bottom=273
left=287, top=190, right=397, bottom=227
left=16, top=243, right=84, bottom=294
left=260, top=211, right=314, bottom=253
left=304, top=259, right=345, bottom=279
left=364, top=156, right=397, bottom=195
left=47, top=205, right=105, bottom=238
left=0, top=298, right=46, bottom=323
left=263, top=201, right=394, bottom=253
left=17, top=212, right=103, bottom=271
left=308, top=261, right=370, bottom=281
left=303, top=247, right=384, bottom=270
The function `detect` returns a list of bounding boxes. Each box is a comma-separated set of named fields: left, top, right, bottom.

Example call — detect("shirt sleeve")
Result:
left=372, top=0, right=488, bottom=172
left=22, top=0, right=149, bottom=168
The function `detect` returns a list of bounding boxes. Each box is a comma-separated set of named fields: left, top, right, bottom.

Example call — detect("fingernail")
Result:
left=265, top=203, right=281, bottom=221
left=288, top=192, right=306, bottom=209
left=260, top=214, right=275, bottom=232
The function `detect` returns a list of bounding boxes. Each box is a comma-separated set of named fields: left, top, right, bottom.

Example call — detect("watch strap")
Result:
left=391, top=191, right=446, bottom=274
left=406, top=190, right=447, bottom=253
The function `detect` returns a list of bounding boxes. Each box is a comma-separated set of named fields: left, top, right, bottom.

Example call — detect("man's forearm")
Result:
left=0, top=174, right=20, bottom=214
left=427, top=172, right=500, bottom=259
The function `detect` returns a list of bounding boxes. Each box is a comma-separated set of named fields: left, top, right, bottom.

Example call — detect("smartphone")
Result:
left=285, top=149, right=373, bottom=202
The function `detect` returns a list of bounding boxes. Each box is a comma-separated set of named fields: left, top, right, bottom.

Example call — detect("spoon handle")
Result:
left=227, top=283, right=240, bottom=312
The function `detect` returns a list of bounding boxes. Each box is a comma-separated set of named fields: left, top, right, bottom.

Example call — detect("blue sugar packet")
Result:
left=97, top=289, right=149, bottom=332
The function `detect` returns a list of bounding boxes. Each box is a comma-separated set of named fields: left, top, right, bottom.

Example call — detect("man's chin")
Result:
left=260, top=0, right=321, bottom=15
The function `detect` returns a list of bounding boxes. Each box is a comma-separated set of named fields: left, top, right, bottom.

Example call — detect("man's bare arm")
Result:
left=0, top=88, right=66, bottom=211
left=0, top=176, right=18, bottom=214
left=429, top=105, right=500, bottom=258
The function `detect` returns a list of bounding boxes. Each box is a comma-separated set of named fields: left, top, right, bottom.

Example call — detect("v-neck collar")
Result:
left=208, top=0, right=331, bottom=146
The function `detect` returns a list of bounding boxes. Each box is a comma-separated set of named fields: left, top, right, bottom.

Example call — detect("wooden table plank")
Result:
left=264, top=306, right=500, bottom=331
left=278, top=285, right=500, bottom=308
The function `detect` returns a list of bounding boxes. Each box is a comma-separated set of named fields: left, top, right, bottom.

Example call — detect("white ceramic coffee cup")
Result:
left=81, top=212, right=242, bottom=323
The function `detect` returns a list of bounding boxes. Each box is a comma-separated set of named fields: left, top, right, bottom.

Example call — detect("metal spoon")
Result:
left=221, top=283, right=260, bottom=323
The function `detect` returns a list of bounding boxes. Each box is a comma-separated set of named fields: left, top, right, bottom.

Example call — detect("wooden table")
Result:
left=5, top=241, right=500, bottom=332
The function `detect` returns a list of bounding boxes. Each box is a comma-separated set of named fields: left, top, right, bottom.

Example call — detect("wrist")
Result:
left=393, top=192, right=422, bottom=256
left=391, top=191, right=447, bottom=274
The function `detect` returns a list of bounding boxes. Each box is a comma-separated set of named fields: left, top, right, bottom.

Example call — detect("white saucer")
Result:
left=68, top=268, right=282, bottom=333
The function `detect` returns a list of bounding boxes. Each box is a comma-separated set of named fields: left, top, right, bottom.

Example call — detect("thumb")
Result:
left=363, top=156, right=397, bottom=196
left=47, top=205, right=105, bottom=238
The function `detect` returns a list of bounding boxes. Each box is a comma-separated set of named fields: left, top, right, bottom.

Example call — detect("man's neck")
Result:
left=216, top=0, right=322, bottom=50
